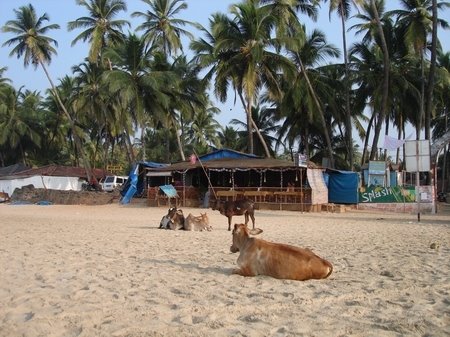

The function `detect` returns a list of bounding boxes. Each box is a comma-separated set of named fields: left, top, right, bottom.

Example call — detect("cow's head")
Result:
left=167, top=207, right=177, bottom=217
left=200, top=213, right=209, bottom=225
left=230, top=223, right=263, bottom=253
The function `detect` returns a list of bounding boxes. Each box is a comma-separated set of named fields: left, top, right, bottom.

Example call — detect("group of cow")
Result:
left=158, top=198, right=333, bottom=281
left=159, top=207, right=211, bottom=231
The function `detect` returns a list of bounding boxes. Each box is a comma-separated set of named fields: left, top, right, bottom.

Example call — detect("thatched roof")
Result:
left=147, top=157, right=316, bottom=172
left=4, top=164, right=109, bottom=179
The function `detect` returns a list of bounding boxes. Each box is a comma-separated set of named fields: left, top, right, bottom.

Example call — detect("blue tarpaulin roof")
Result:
left=159, top=184, right=178, bottom=198
left=139, top=161, right=168, bottom=168
left=199, top=149, right=259, bottom=162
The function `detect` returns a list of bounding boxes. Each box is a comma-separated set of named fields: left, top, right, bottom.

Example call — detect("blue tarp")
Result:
left=199, top=149, right=259, bottom=161
left=325, top=170, right=359, bottom=204
left=120, top=161, right=168, bottom=204
left=120, top=165, right=138, bottom=204
left=159, top=185, right=178, bottom=198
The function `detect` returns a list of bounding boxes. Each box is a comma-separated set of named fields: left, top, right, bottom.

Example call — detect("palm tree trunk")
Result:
left=237, top=92, right=271, bottom=158
left=384, top=111, right=390, bottom=159
left=361, top=113, right=374, bottom=167
left=396, top=118, right=403, bottom=164
left=304, top=127, right=310, bottom=161
left=339, top=7, right=353, bottom=170
left=425, top=0, right=438, bottom=141
left=250, top=118, right=271, bottom=158
left=246, top=100, right=254, bottom=154
left=418, top=50, right=425, bottom=139
left=39, top=60, right=97, bottom=184
left=141, top=128, right=146, bottom=162
left=297, top=57, right=334, bottom=167
left=123, top=129, right=135, bottom=164
left=369, top=0, right=390, bottom=161
left=174, top=125, right=186, bottom=161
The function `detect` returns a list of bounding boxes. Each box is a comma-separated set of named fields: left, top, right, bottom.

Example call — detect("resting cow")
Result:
left=230, top=224, right=333, bottom=281
left=159, top=207, right=185, bottom=230
left=211, top=198, right=255, bottom=231
left=184, top=213, right=212, bottom=231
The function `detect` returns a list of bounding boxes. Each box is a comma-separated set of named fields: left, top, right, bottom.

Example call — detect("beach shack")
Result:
left=0, top=164, right=107, bottom=198
left=144, top=149, right=329, bottom=211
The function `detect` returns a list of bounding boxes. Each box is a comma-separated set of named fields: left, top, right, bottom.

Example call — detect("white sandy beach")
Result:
left=0, top=203, right=449, bottom=337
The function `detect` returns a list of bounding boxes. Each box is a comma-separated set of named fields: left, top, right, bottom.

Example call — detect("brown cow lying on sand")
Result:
left=159, top=207, right=185, bottom=230
left=211, top=198, right=255, bottom=231
left=230, top=224, right=333, bottom=281
left=159, top=208, right=212, bottom=231
left=184, top=213, right=212, bottom=231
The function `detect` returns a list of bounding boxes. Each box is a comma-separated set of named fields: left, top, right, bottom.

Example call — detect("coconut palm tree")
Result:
left=68, top=0, right=129, bottom=65
left=350, top=0, right=390, bottom=160
left=432, top=50, right=450, bottom=190
left=209, top=0, right=296, bottom=157
left=426, top=0, right=438, bottom=141
left=0, top=68, right=12, bottom=108
left=102, top=34, right=173, bottom=163
left=231, top=104, right=281, bottom=158
left=185, top=105, right=222, bottom=155
left=0, top=87, right=42, bottom=164
left=218, top=126, right=242, bottom=151
left=132, top=0, right=197, bottom=57
left=388, top=0, right=450, bottom=140
left=164, top=55, right=210, bottom=161
left=278, top=25, right=340, bottom=166
left=2, top=4, right=97, bottom=183
left=71, top=59, right=120, bottom=167
left=322, top=0, right=363, bottom=169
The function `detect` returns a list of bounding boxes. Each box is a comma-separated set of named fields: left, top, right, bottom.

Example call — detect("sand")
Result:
left=0, top=203, right=449, bottom=337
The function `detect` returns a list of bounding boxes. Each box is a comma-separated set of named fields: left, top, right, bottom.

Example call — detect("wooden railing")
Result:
left=210, top=186, right=311, bottom=204
left=147, top=185, right=312, bottom=207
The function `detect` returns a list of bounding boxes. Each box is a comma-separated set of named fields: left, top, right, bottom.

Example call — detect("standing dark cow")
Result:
left=211, top=198, right=255, bottom=231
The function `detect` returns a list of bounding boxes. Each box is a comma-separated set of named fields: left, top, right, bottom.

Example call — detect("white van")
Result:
left=101, top=175, right=128, bottom=192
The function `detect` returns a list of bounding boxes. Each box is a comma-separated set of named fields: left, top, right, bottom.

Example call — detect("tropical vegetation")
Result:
left=1, top=0, right=449, bottom=190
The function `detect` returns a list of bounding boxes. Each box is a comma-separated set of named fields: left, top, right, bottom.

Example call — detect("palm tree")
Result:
left=67, top=0, right=129, bottom=65
left=350, top=0, right=390, bottom=161
left=164, top=55, right=210, bottom=161
left=279, top=25, right=340, bottom=166
left=0, top=68, right=12, bottom=106
left=185, top=105, right=221, bottom=154
left=132, top=0, right=197, bottom=57
left=323, top=0, right=362, bottom=169
left=71, top=59, right=120, bottom=167
left=388, top=0, right=450, bottom=140
left=425, top=0, right=438, bottom=141
left=209, top=0, right=295, bottom=157
left=102, top=34, right=172, bottom=163
left=432, top=50, right=450, bottom=190
left=0, top=87, right=41, bottom=164
left=218, top=126, right=242, bottom=151
left=2, top=4, right=96, bottom=182
left=231, top=104, right=281, bottom=157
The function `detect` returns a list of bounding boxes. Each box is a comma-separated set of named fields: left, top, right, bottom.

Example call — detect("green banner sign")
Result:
left=359, top=186, right=415, bottom=203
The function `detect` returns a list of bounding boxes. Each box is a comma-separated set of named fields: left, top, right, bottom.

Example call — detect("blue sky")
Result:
left=1, top=0, right=449, bottom=129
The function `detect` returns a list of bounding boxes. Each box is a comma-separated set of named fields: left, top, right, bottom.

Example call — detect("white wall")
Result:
left=0, top=176, right=82, bottom=197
